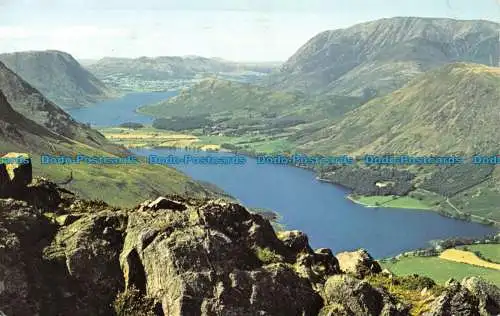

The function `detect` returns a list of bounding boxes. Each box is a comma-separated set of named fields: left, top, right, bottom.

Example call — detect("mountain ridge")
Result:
left=0, top=50, right=114, bottom=108
left=270, top=16, right=499, bottom=97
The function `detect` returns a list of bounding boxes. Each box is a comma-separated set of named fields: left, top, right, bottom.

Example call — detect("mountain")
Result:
left=0, top=50, right=114, bottom=108
left=88, top=56, right=278, bottom=80
left=297, top=63, right=500, bottom=156
left=0, top=61, right=125, bottom=156
left=270, top=17, right=499, bottom=97
left=1, top=168, right=499, bottom=315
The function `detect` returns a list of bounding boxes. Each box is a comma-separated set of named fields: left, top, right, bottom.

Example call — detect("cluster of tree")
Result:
left=420, top=164, right=494, bottom=197
left=119, top=122, right=144, bottom=129
left=152, top=115, right=212, bottom=131
left=220, top=143, right=240, bottom=151
left=431, top=234, right=499, bottom=250
left=268, top=117, right=306, bottom=129
left=324, top=166, right=415, bottom=195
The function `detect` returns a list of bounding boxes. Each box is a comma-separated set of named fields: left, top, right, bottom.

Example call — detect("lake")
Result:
left=69, top=92, right=498, bottom=259
left=67, top=91, right=177, bottom=127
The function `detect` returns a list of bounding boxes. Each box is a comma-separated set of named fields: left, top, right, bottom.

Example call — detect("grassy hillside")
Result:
left=298, top=63, right=500, bottom=155
left=270, top=17, right=499, bottom=97
left=138, top=78, right=365, bottom=141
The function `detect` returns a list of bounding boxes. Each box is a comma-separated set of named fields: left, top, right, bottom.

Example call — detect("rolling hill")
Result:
left=86, top=56, right=280, bottom=92
left=88, top=56, right=278, bottom=80
left=138, top=78, right=366, bottom=136
left=0, top=50, right=114, bottom=108
left=269, top=17, right=499, bottom=97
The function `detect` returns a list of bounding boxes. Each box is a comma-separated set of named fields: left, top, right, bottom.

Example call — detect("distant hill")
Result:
left=297, top=63, right=500, bottom=155
left=270, top=17, right=499, bottom=97
left=0, top=50, right=114, bottom=108
left=88, top=56, right=279, bottom=80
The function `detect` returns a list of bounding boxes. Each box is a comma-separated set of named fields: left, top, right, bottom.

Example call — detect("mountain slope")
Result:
left=270, top=17, right=499, bottom=97
left=0, top=50, right=114, bottom=107
left=0, top=89, right=68, bottom=153
left=0, top=70, right=222, bottom=206
left=298, top=62, right=500, bottom=155
left=138, top=78, right=365, bottom=137
left=0, top=61, right=126, bottom=156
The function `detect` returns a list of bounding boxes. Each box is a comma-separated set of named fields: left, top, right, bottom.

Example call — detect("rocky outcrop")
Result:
left=461, top=277, right=500, bottom=316
left=424, top=279, right=480, bottom=316
left=319, top=274, right=410, bottom=316
left=120, top=199, right=328, bottom=315
left=0, top=171, right=332, bottom=315
left=0, top=153, right=32, bottom=198
left=423, top=277, right=500, bottom=316
left=336, top=248, right=382, bottom=278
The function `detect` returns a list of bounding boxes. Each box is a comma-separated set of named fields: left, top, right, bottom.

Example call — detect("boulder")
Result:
left=0, top=153, right=32, bottom=197
left=319, top=274, right=409, bottom=316
left=0, top=199, right=54, bottom=315
left=43, top=210, right=129, bottom=316
left=461, top=277, right=500, bottom=316
left=120, top=200, right=324, bottom=315
left=3, top=153, right=32, bottom=188
left=139, top=197, right=187, bottom=211
left=278, top=230, right=312, bottom=253
left=336, top=249, right=382, bottom=278
left=424, top=279, right=479, bottom=316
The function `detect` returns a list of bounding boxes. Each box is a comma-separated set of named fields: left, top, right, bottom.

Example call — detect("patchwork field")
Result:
left=439, top=249, right=500, bottom=270
left=348, top=195, right=435, bottom=210
left=381, top=244, right=500, bottom=286
left=459, top=244, right=500, bottom=263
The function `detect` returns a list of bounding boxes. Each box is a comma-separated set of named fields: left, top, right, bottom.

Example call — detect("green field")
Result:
left=349, top=195, right=434, bottom=210
left=381, top=256, right=500, bottom=286
left=459, top=244, right=500, bottom=264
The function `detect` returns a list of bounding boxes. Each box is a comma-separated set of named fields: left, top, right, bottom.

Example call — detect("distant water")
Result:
left=67, top=91, right=177, bottom=127
left=68, top=92, right=498, bottom=258
left=132, top=148, right=498, bottom=259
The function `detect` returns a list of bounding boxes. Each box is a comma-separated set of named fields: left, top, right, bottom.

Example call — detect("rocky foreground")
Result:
left=1, top=154, right=499, bottom=316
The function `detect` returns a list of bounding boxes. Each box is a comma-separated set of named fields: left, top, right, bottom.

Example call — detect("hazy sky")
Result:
left=0, top=0, right=499, bottom=61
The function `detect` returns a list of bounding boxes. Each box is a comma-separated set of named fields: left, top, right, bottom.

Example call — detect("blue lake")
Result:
left=69, top=92, right=498, bottom=258
left=67, top=91, right=177, bottom=127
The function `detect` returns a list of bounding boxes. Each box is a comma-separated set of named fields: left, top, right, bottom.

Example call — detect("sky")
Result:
left=0, top=0, right=499, bottom=61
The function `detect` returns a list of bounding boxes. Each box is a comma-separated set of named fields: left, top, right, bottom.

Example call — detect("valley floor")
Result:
left=381, top=244, right=500, bottom=286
